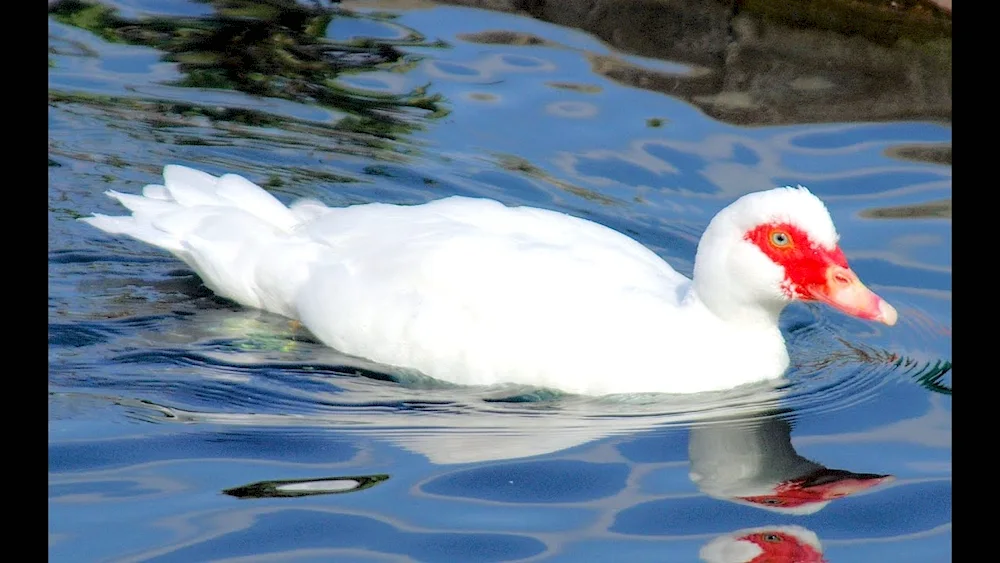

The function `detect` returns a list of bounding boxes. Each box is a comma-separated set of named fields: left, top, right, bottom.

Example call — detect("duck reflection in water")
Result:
left=700, top=524, right=826, bottom=563
left=690, top=413, right=892, bottom=562
left=689, top=415, right=892, bottom=515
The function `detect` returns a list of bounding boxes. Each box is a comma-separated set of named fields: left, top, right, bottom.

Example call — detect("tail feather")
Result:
left=142, top=184, right=171, bottom=200
left=106, top=189, right=179, bottom=217
left=159, top=165, right=222, bottom=207
left=84, top=166, right=303, bottom=244
left=80, top=213, right=184, bottom=251
left=81, top=165, right=313, bottom=314
left=151, top=165, right=299, bottom=232
left=289, top=198, right=331, bottom=224
left=212, top=173, right=298, bottom=232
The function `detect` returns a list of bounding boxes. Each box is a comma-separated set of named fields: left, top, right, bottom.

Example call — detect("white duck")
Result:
left=83, top=165, right=896, bottom=395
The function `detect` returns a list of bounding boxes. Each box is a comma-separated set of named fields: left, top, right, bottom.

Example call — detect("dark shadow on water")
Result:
left=223, top=474, right=390, bottom=498
left=48, top=0, right=446, bottom=122
left=48, top=0, right=451, bottom=184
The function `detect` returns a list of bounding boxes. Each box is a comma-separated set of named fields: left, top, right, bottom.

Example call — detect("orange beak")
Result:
left=805, top=265, right=897, bottom=326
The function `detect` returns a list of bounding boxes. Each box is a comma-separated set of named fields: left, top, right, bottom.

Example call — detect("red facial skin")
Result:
left=744, top=222, right=847, bottom=300
left=743, top=222, right=897, bottom=325
left=737, top=530, right=827, bottom=563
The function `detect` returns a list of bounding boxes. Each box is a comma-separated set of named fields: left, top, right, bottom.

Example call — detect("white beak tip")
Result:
left=879, top=300, right=898, bottom=326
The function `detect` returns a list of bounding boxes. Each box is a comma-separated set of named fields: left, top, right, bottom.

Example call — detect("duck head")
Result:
left=692, top=187, right=897, bottom=328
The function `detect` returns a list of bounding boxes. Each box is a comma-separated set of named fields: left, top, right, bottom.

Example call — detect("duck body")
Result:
left=84, top=165, right=894, bottom=395
left=294, top=197, right=790, bottom=395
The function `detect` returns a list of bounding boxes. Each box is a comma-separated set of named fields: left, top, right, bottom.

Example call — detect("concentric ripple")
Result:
left=48, top=288, right=950, bottom=468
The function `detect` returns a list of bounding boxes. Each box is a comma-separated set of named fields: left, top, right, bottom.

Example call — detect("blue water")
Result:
left=49, top=2, right=951, bottom=561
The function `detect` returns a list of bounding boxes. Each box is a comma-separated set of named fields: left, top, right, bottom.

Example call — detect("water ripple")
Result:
left=49, top=2, right=949, bottom=560
left=48, top=286, right=950, bottom=435
left=49, top=313, right=945, bottom=470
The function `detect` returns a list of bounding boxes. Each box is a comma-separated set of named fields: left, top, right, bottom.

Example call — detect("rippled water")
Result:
left=49, top=1, right=951, bottom=561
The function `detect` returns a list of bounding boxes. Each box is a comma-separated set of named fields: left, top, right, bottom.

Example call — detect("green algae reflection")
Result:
left=49, top=0, right=449, bottom=141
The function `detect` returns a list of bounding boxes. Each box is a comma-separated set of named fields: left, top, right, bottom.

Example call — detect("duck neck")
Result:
left=690, top=218, right=789, bottom=330
left=685, top=282, right=785, bottom=331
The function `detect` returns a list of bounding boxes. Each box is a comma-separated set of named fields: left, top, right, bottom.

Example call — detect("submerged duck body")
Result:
left=83, top=165, right=896, bottom=395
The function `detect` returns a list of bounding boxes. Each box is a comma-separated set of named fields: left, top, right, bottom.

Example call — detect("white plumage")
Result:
left=83, top=165, right=890, bottom=395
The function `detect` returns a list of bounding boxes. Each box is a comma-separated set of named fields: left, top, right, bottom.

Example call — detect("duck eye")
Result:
left=770, top=231, right=790, bottom=247
left=762, top=534, right=782, bottom=543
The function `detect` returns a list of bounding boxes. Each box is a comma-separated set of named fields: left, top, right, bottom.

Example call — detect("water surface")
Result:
left=49, top=1, right=951, bottom=561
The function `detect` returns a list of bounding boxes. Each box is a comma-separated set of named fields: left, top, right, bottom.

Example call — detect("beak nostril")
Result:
left=834, top=273, right=850, bottom=285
